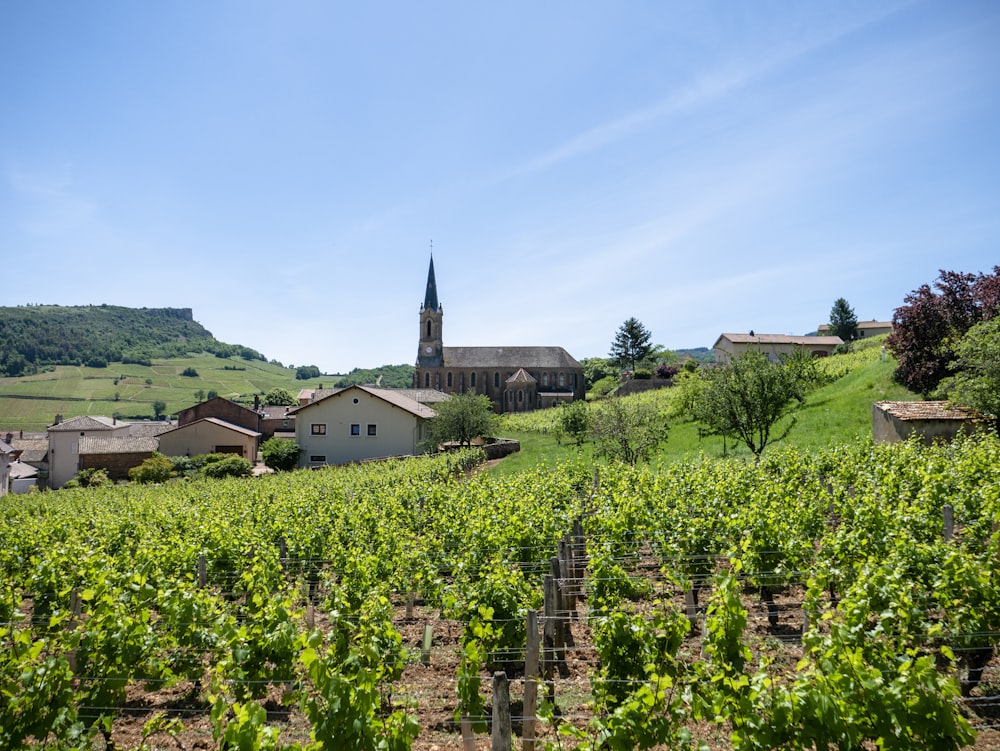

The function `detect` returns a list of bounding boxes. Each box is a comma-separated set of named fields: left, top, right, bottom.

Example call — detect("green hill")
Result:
left=0, top=304, right=266, bottom=376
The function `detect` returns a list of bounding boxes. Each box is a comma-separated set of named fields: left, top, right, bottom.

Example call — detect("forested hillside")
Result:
left=0, top=305, right=266, bottom=376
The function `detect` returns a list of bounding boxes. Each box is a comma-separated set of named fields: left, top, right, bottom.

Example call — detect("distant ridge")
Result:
left=0, top=304, right=265, bottom=376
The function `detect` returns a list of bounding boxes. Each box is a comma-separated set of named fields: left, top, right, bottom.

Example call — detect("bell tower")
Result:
left=417, top=255, right=443, bottom=367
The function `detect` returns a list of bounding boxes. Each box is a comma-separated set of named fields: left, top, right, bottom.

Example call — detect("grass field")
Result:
left=0, top=354, right=339, bottom=431
left=490, top=340, right=919, bottom=475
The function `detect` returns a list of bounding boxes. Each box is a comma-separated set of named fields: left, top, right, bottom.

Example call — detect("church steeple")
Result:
left=417, top=254, right=443, bottom=367
left=422, top=254, right=439, bottom=312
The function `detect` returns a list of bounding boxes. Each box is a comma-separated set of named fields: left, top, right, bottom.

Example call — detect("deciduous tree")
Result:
left=426, top=392, right=498, bottom=448
left=938, top=317, right=1000, bottom=429
left=887, top=267, right=1000, bottom=395
left=695, top=349, right=802, bottom=461
left=261, top=437, right=302, bottom=471
left=264, top=387, right=296, bottom=406
left=590, top=398, right=668, bottom=465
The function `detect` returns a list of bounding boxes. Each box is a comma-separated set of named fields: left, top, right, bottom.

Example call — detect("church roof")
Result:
left=422, top=255, right=439, bottom=312
left=442, top=346, right=582, bottom=369
left=506, top=368, right=537, bottom=384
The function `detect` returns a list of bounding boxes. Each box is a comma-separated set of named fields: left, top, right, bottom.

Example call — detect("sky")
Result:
left=2, top=1, right=999, bottom=374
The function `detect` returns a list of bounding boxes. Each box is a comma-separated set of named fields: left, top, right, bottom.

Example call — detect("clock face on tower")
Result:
left=424, top=346, right=433, bottom=354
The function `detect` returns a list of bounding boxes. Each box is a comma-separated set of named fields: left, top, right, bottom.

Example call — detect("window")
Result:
left=367, top=424, right=377, bottom=436
left=470, top=372, right=477, bottom=388
left=424, top=372, right=430, bottom=387
left=447, top=372, right=453, bottom=388
left=558, top=372, right=565, bottom=388
left=350, top=424, right=360, bottom=436
left=311, top=423, right=326, bottom=435
left=494, top=372, right=500, bottom=388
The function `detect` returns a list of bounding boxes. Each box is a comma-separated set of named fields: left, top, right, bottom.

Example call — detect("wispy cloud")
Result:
left=8, top=165, right=99, bottom=237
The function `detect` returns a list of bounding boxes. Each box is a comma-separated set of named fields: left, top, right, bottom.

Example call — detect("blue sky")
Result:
left=2, top=2, right=998, bottom=374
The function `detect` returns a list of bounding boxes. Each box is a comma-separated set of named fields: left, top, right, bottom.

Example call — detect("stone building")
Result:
left=412, top=256, right=585, bottom=413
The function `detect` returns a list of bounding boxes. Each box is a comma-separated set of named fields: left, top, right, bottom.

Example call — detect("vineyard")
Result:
left=2, top=435, right=1000, bottom=749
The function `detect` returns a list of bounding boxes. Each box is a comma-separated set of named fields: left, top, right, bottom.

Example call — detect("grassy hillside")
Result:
left=0, top=354, right=336, bottom=431
left=492, top=338, right=918, bottom=474
left=0, top=305, right=269, bottom=376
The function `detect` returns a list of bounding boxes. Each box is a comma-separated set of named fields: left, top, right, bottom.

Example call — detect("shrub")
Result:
left=129, top=453, right=175, bottom=484
left=201, top=455, right=253, bottom=479
left=261, top=437, right=301, bottom=471
left=632, top=368, right=653, bottom=380
left=181, top=367, right=199, bottom=377
left=655, top=363, right=680, bottom=379
left=589, top=375, right=619, bottom=398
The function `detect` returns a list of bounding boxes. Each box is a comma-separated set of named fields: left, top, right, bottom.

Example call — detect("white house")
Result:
left=46, top=415, right=133, bottom=488
left=0, top=439, right=13, bottom=496
left=291, top=385, right=437, bottom=468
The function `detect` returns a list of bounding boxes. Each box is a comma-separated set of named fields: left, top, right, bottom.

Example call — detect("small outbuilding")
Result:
left=872, top=401, right=987, bottom=445
left=157, top=417, right=260, bottom=460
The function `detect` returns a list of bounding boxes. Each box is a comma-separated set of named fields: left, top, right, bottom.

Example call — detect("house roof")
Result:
left=260, top=406, right=294, bottom=419
left=9, top=460, right=38, bottom=479
left=6, top=437, right=48, bottom=464
left=127, top=421, right=176, bottom=437
left=441, top=346, right=582, bottom=369
left=161, top=417, right=261, bottom=438
left=874, top=401, right=984, bottom=422
left=818, top=320, right=892, bottom=333
left=79, top=436, right=160, bottom=455
left=506, top=368, right=537, bottom=384
left=408, top=388, right=451, bottom=404
left=48, top=415, right=125, bottom=432
left=0, top=440, right=13, bottom=455
left=177, top=396, right=259, bottom=420
left=715, top=333, right=843, bottom=347
left=292, top=384, right=436, bottom=420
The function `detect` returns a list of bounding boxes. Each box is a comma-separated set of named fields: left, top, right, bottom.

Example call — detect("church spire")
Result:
left=422, top=254, right=439, bottom=312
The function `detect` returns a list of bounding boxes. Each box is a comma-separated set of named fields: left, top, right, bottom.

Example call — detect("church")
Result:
left=413, top=256, right=585, bottom=413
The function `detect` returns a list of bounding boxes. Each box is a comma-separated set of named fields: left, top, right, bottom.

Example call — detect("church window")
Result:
left=470, top=372, right=477, bottom=388
left=559, top=372, right=565, bottom=388
left=542, top=372, right=549, bottom=387
left=447, top=372, right=453, bottom=388
left=518, top=389, right=523, bottom=403
left=424, top=372, right=430, bottom=388
left=426, top=319, right=432, bottom=338
left=494, top=372, right=500, bottom=388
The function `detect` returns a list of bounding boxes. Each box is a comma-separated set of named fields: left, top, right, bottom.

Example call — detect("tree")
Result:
left=609, top=318, right=653, bottom=373
left=194, top=389, right=206, bottom=402
left=695, top=349, right=802, bottom=462
left=590, top=398, right=668, bottom=465
left=828, top=298, right=859, bottom=341
left=152, top=400, right=167, bottom=419
left=426, top=392, right=499, bottom=448
left=264, top=387, right=296, bottom=406
left=296, top=365, right=321, bottom=380
left=558, top=400, right=592, bottom=447
left=261, top=437, right=301, bottom=471
left=580, top=357, right=617, bottom=389
left=887, top=267, right=1000, bottom=395
left=129, top=453, right=175, bottom=484
left=938, top=317, right=1000, bottom=428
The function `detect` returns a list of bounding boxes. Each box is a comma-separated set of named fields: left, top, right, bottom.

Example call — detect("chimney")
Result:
left=4, top=432, right=11, bottom=444
left=254, top=394, right=260, bottom=410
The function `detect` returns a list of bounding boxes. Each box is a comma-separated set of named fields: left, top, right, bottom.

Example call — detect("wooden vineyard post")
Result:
left=492, top=671, right=512, bottom=751
left=550, top=556, right=568, bottom=647
left=542, top=574, right=556, bottom=700
left=421, top=623, right=433, bottom=666
left=685, top=586, right=698, bottom=627
left=522, top=609, right=540, bottom=751
left=461, top=716, right=476, bottom=751
left=943, top=504, right=954, bottom=542
left=406, top=592, right=415, bottom=619
left=572, top=518, right=586, bottom=602
left=306, top=602, right=315, bottom=631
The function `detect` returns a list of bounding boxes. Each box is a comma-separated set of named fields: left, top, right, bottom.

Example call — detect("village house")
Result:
left=713, top=332, right=843, bottom=364
left=291, top=384, right=436, bottom=468
left=413, top=256, right=585, bottom=412
left=817, top=320, right=893, bottom=339
left=158, top=417, right=260, bottom=460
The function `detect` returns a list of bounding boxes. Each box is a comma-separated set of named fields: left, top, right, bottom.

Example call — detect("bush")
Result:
left=589, top=375, right=619, bottom=398
left=261, top=437, right=301, bottom=471
left=129, top=453, right=175, bottom=484
left=633, top=369, right=653, bottom=380
left=201, top=455, right=253, bottom=479
left=655, top=363, right=680, bottom=379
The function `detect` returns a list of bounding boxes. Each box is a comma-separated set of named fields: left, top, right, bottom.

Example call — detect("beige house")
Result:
left=47, top=415, right=133, bottom=488
left=158, top=417, right=260, bottom=460
left=817, top=320, right=893, bottom=339
left=872, top=401, right=987, bottom=445
left=0, top=439, right=13, bottom=496
left=291, top=385, right=436, bottom=468
left=713, top=333, right=843, bottom=364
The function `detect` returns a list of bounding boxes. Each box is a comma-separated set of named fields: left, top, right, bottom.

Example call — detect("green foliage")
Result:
left=336, top=363, right=415, bottom=389
left=589, top=375, right=619, bottom=398
left=938, top=316, right=1000, bottom=423
left=180, top=367, right=199, bottom=377
left=695, top=349, right=802, bottom=461
left=580, top=356, right=617, bottom=388
left=426, top=392, right=498, bottom=448
left=828, top=297, right=859, bottom=341
left=591, top=397, right=669, bottom=465
left=609, top=317, right=653, bottom=372
left=0, top=304, right=266, bottom=376
left=296, top=365, right=322, bottom=380
left=201, top=455, right=253, bottom=479
left=152, top=400, right=167, bottom=419
left=261, top=437, right=301, bottom=471
left=558, top=400, right=592, bottom=446
left=264, top=387, right=296, bottom=406
left=129, top=453, right=175, bottom=484
left=66, top=467, right=112, bottom=489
